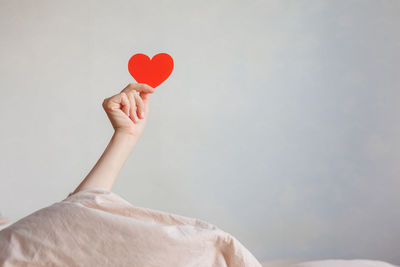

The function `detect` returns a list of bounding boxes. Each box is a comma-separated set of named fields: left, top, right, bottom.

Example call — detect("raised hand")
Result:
left=102, top=83, right=155, bottom=138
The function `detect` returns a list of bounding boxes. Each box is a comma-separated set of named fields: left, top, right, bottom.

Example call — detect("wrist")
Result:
left=113, top=130, right=140, bottom=146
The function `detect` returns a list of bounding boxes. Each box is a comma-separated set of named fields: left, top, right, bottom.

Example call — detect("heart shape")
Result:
left=128, top=53, right=174, bottom=88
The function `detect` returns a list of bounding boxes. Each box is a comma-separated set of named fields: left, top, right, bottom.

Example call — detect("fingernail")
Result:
left=140, top=112, right=145, bottom=118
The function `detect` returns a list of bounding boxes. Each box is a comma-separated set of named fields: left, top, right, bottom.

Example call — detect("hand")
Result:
left=102, top=83, right=155, bottom=138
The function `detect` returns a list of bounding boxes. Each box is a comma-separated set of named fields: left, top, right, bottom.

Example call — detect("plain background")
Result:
left=1, top=0, right=399, bottom=264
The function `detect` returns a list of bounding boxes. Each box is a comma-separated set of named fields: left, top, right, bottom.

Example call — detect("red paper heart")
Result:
left=128, top=53, right=174, bottom=88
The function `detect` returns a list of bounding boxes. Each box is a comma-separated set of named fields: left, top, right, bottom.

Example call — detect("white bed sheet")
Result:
left=260, top=259, right=399, bottom=267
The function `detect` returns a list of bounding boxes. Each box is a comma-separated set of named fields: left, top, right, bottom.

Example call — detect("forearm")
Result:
left=72, top=130, right=138, bottom=194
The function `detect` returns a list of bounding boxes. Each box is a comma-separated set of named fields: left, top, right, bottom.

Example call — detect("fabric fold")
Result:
left=0, top=188, right=262, bottom=267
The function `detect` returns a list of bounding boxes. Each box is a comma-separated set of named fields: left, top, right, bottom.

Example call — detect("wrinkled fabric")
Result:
left=294, top=260, right=399, bottom=267
left=259, top=259, right=399, bottom=267
left=0, top=187, right=262, bottom=267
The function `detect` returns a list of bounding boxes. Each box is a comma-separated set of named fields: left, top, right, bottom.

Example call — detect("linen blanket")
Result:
left=0, top=187, right=262, bottom=266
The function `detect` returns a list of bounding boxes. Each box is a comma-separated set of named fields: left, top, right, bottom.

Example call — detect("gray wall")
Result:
left=1, top=0, right=399, bottom=264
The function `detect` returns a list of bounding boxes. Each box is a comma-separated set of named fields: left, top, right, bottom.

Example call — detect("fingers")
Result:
left=103, top=92, right=130, bottom=115
left=102, top=83, right=152, bottom=123
left=140, top=91, right=150, bottom=107
left=121, top=83, right=153, bottom=119
left=126, top=91, right=139, bottom=123
left=134, top=92, right=145, bottom=119
left=120, top=92, right=130, bottom=117
left=122, top=83, right=155, bottom=94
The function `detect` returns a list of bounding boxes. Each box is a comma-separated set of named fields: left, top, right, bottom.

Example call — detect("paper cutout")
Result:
left=128, top=53, right=174, bottom=88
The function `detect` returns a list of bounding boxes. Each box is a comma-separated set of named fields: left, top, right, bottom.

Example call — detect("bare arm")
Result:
left=71, top=83, right=155, bottom=195
left=71, top=131, right=138, bottom=194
